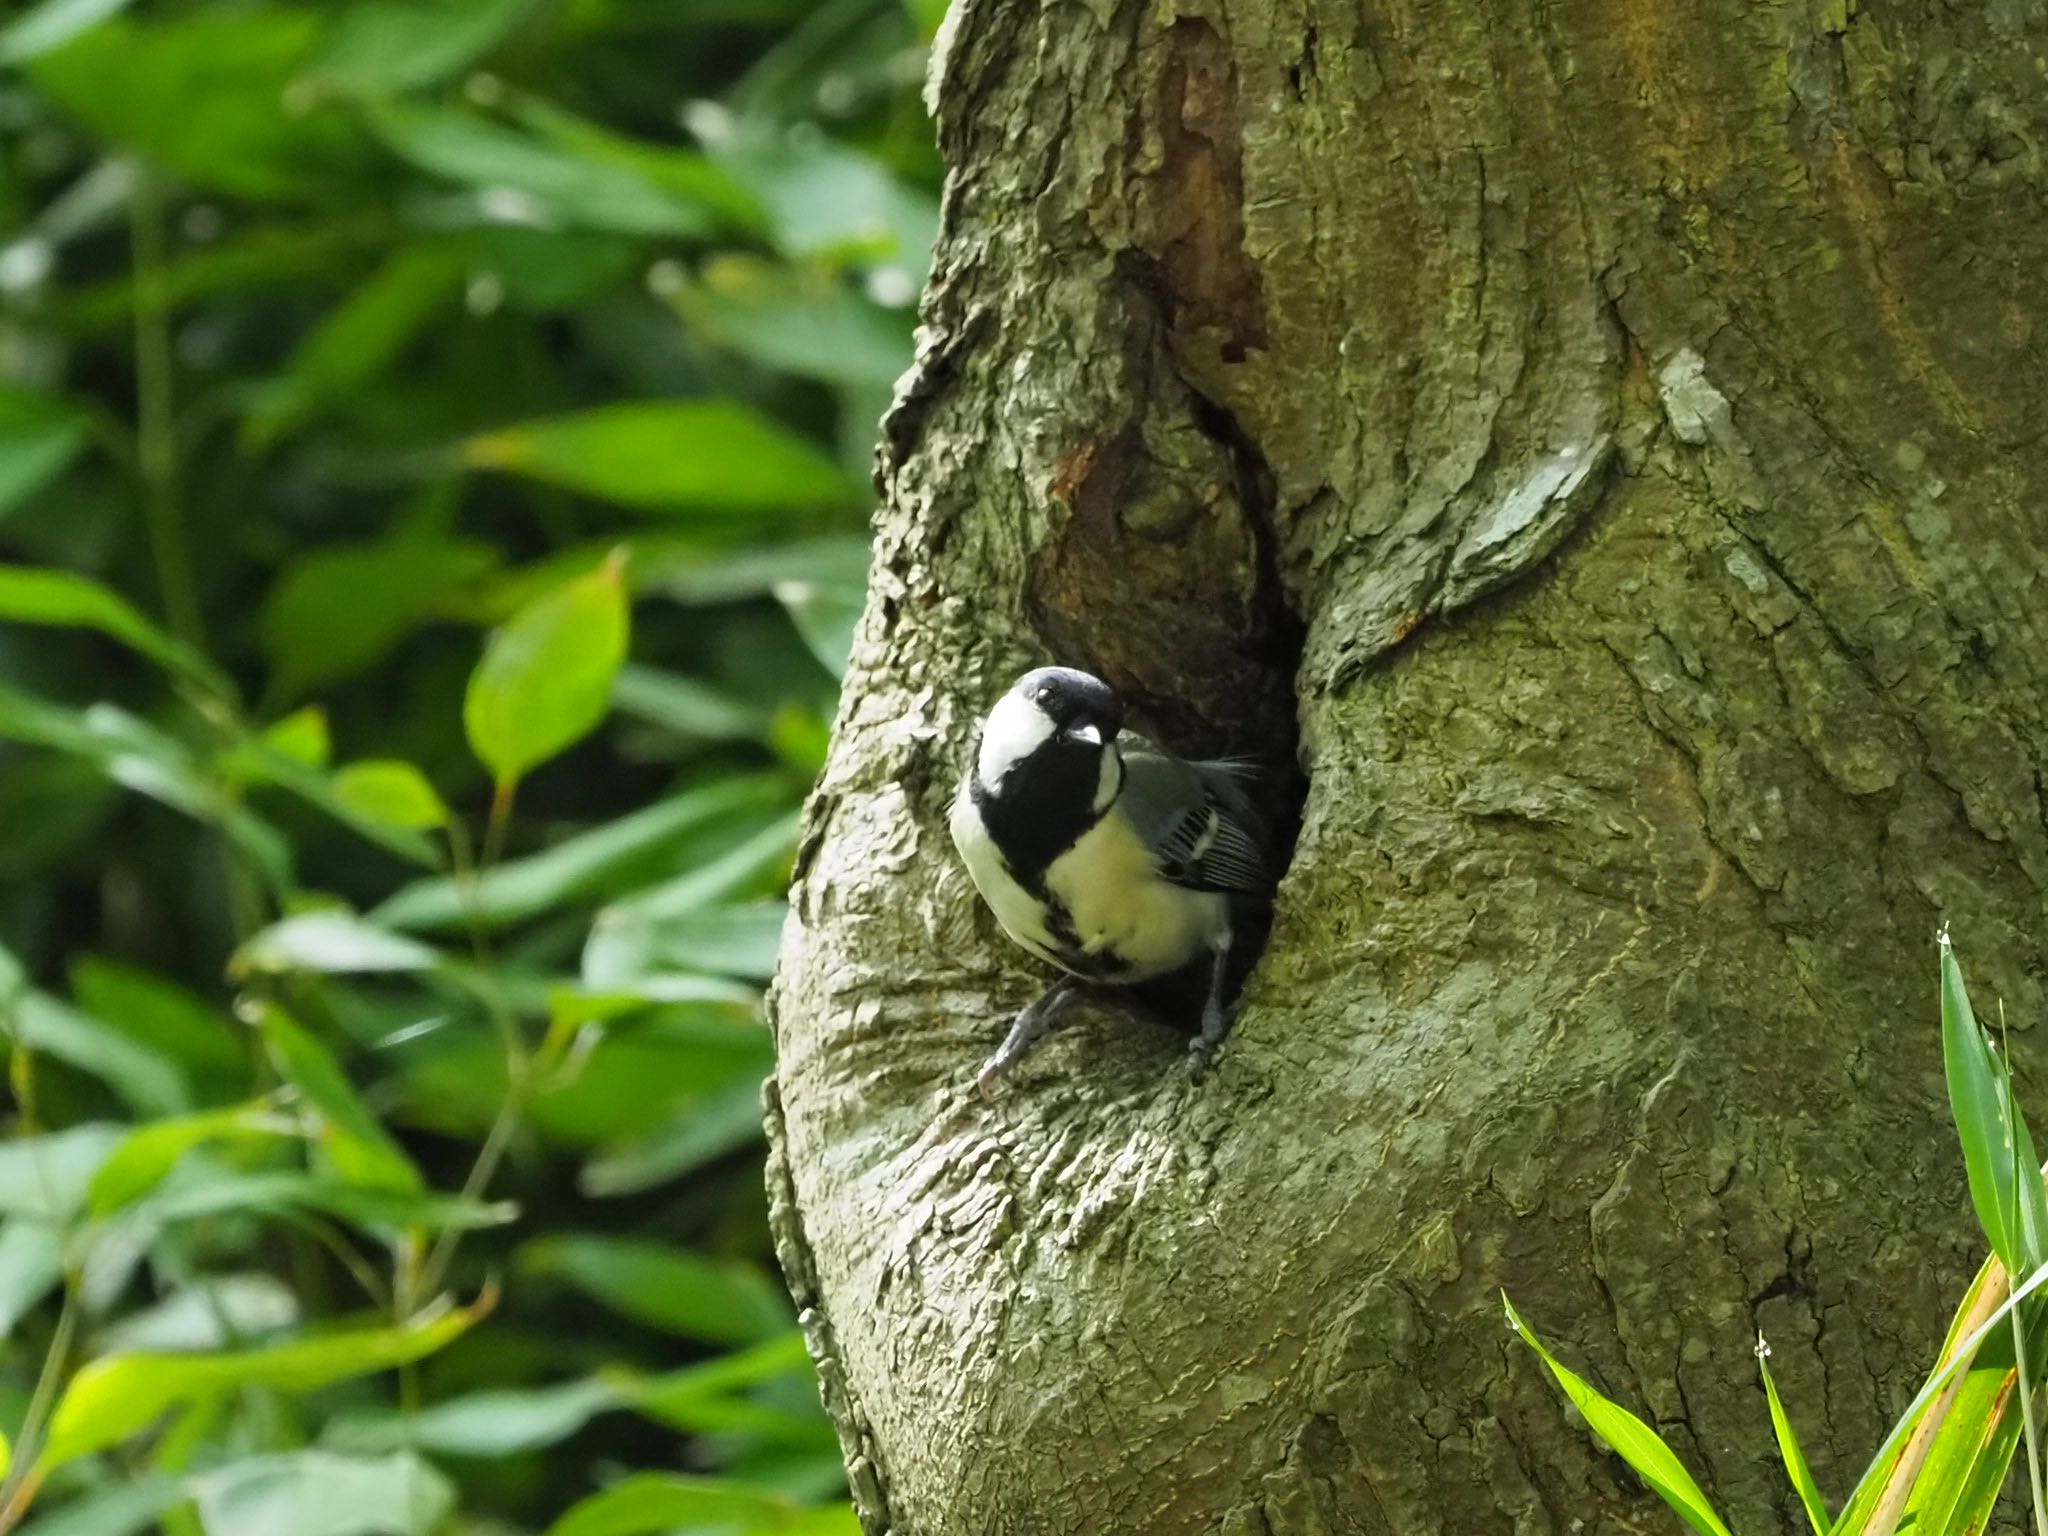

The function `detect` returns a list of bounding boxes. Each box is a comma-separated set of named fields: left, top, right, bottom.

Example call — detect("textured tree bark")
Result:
left=766, top=0, right=2048, bottom=1530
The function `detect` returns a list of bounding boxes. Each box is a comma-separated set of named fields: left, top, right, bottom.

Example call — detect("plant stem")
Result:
left=129, top=168, right=204, bottom=649
left=0, top=1284, right=79, bottom=1532
left=2014, top=1301, right=2048, bottom=1536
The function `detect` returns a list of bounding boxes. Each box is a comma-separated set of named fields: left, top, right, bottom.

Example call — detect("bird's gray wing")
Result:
left=1118, top=743, right=1270, bottom=895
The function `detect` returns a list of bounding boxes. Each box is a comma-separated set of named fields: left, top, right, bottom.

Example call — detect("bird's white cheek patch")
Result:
left=977, top=693, right=1054, bottom=785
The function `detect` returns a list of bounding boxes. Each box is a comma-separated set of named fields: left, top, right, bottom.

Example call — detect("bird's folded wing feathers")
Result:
left=1119, top=747, right=1270, bottom=894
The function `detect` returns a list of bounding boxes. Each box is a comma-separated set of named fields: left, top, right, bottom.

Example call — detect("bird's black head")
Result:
left=974, top=665, right=1125, bottom=791
left=1010, top=666, right=1124, bottom=745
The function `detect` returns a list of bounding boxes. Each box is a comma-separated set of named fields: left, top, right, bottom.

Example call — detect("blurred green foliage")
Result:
left=0, top=0, right=939, bottom=1529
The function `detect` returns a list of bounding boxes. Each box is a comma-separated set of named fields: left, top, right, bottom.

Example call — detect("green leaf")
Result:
left=39, top=1295, right=489, bottom=1472
left=368, top=102, right=722, bottom=238
left=325, top=1377, right=623, bottom=1458
left=30, top=13, right=355, bottom=202
left=255, top=1004, right=424, bottom=1192
left=774, top=572, right=864, bottom=679
left=612, top=665, right=768, bottom=745
left=671, top=257, right=912, bottom=389
left=0, top=0, right=134, bottom=66
left=304, top=0, right=532, bottom=95
left=245, top=246, right=467, bottom=449
left=1754, top=1336, right=1828, bottom=1535
left=581, top=813, right=797, bottom=992
left=260, top=705, right=332, bottom=769
left=542, top=1474, right=815, bottom=1536
left=261, top=529, right=496, bottom=702
left=190, top=1450, right=454, bottom=1536
left=463, top=402, right=859, bottom=518
left=88, top=1103, right=299, bottom=1216
left=70, top=957, right=245, bottom=1090
left=142, top=1170, right=514, bottom=1234
left=97, top=1274, right=299, bottom=1353
left=1502, top=1294, right=1735, bottom=1536
left=0, top=690, right=291, bottom=890
left=237, top=911, right=441, bottom=978
left=7, top=1474, right=183, bottom=1536
left=376, top=775, right=789, bottom=933
left=332, top=760, right=451, bottom=833
left=464, top=554, right=630, bottom=786
left=9, top=988, right=189, bottom=1116
left=0, top=1220, right=64, bottom=1335
left=1941, top=933, right=2048, bottom=1277
left=0, top=389, right=91, bottom=519
left=0, top=1123, right=126, bottom=1222
left=581, top=1069, right=769, bottom=1197
left=0, top=565, right=228, bottom=696
left=522, top=1235, right=791, bottom=1345
left=1829, top=1254, right=2048, bottom=1534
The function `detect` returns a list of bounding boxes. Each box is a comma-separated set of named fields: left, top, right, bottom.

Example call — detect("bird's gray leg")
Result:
left=978, top=975, right=1082, bottom=1095
left=1191, top=936, right=1237, bottom=1056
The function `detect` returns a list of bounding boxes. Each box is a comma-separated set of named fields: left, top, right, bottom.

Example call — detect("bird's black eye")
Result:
left=1035, top=687, right=1052, bottom=705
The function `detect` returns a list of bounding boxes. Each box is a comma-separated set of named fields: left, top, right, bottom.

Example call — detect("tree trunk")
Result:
left=766, top=0, right=2048, bottom=1530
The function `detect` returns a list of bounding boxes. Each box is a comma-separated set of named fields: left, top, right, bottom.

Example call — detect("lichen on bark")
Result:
left=768, top=0, right=2048, bottom=1531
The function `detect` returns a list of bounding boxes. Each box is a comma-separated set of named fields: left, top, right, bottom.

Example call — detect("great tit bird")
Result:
left=950, top=665, right=1272, bottom=1092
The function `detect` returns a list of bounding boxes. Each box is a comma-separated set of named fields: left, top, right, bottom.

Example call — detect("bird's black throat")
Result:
left=971, top=739, right=1108, bottom=889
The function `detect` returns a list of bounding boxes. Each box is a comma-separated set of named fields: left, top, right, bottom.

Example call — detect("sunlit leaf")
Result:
left=463, top=403, right=858, bottom=518
left=88, top=1103, right=298, bottom=1216
left=521, top=1235, right=790, bottom=1345
left=260, top=705, right=332, bottom=769
left=542, top=1473, right=814, bottom=1536
left=464, top=554, right=630, bottom=786
left=332, top=760, right=451, bottom=832
left=0, top=0, right=134, bottom=66
left=1503, top=1295, right=1735, bottom=1536
left=40, top=1295, right=490, bottom=1472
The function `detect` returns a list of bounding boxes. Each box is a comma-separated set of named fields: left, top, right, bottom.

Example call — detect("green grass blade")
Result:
left=1757, top=1335, right=1830, bottom=1534
left=1503, top=1294, right=1736, bottom=1536
left=1941, top=934, right=2045, bottom=1277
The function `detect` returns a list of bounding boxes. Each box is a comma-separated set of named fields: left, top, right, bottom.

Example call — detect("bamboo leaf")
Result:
left=1502, top=1294, right=1735, bottom=1536
left=1755, top=1334, right=1829, bottom=1535
left=38, top=1293, right=490, bottom=1472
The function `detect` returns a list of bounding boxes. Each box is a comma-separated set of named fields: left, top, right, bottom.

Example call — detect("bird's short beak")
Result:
left=1067, top=723, right=1103, bottom=747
